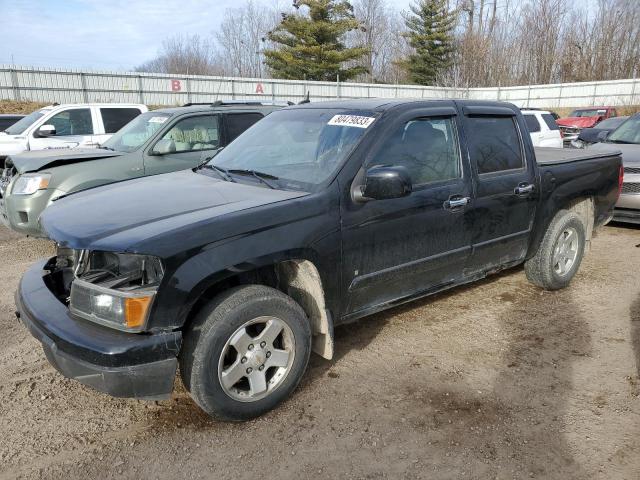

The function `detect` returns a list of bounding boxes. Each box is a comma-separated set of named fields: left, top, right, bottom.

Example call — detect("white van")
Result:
left=0, top=103, right=147, bottom=166
left=521, top=109, right=563, bottom=148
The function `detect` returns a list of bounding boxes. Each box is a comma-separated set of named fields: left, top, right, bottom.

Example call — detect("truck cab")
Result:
left=0, top=103, right=147, bottom=167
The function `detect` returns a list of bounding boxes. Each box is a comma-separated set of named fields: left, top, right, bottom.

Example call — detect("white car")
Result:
left=0, top=103, right=147, bottom=167
left=521, top=109, right=563, bottom=148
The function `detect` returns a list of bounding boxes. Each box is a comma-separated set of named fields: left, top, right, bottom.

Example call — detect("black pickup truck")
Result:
left=15, top=100, right=622, bottom=421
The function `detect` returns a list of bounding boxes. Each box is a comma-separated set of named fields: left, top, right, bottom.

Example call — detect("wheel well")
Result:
left=563, top=197, right=594, bottom=245
left=184, top=260, right=334, bottom=360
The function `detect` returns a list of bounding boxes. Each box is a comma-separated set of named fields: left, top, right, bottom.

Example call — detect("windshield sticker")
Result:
left=148, top=116, right=169, bottom=123
left=328, top=114, right=375, bottom=129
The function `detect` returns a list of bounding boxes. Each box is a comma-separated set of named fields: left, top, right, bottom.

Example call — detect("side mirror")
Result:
left=597, top=131, right=609, bottom=142
left=358, top=165, right=412, bottom=201
left=37, top=124, right=56, bottom=137
left=150, top=139, right=175, bottom=156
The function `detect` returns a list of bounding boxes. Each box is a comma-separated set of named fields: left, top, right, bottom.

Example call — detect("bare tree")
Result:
left=136, top=34, right=222, bottom=75
left=215, top=0, right=284, bottom=78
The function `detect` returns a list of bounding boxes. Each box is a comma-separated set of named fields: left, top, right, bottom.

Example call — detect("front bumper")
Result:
left=16, top=259, right=182, bottom=399
left=1, top=188, right=65, bottom=237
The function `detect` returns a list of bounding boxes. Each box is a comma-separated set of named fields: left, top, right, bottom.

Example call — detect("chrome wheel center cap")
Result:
left=247, top=348, right=266, bottom=368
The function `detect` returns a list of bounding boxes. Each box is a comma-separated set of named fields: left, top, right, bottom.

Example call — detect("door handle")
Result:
left=514, top=182, right=535, bottom=196
left=443, top=195, right=469, bottom=211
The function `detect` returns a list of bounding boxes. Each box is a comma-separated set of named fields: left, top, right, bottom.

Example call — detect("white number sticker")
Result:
left=148, top=116, right=169, bottom=123
left=328, top=114, right=375, bottom=129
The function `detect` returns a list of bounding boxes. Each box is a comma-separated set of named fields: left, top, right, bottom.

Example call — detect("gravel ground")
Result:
left=0, top=223, right=639, bottom=480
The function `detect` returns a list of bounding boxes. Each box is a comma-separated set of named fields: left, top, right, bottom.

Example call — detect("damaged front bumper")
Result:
left=15, top=259, right=182, bottom=400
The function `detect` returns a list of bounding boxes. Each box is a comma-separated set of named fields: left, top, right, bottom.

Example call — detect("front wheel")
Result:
left=180, top=285, right=312, bottom=421
left=524, top=210, right=586, bottom=290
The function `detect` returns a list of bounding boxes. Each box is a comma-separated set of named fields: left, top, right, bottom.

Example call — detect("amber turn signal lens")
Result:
left=124, top=296, right=154, bottom=329
left=39, top=177, right=50, bottom=190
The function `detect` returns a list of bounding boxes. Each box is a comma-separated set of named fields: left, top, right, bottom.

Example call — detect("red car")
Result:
left=557, top=106, right=618, bottom=144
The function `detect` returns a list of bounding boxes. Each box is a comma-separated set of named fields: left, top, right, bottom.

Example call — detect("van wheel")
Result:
left=524, top=210, right=586, bottom=290
left=180, top=285, right=311, bottom=421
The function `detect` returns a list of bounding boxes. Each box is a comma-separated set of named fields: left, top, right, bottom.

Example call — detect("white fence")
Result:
left=2, top=65, right=639, bottom=108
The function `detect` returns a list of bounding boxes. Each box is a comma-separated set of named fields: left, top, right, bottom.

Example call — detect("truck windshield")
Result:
left=209, top=108, right=376, bottom=192
left=607, top=116, right=640, bottom=144
left=569, top=109, right=606, bottom=117
left=4, top=110, right=45, bottom=135
left=102, top=112, right=172, bottom=153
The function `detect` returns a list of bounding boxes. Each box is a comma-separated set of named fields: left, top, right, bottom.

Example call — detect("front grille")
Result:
left=622, top=182, right=640, bottom=194
left=560, top=126, right=580, bottom=134
left=0, top=166, right=16, bottom=198
left=624, top=166, right=640, bottom=175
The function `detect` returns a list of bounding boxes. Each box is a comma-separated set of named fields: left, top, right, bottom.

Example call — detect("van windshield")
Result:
left=209, top=108, right=377, bottom=192
left=4, top=110, right=45, bottom=135
left=102, top=112, right=172, bottom=153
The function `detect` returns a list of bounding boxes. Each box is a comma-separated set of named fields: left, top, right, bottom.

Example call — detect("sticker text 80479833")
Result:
left=328, top=115, right=376, bottom=129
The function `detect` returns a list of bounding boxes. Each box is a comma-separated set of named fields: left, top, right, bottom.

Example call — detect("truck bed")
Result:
left=535, top=147, right=621, bottom=165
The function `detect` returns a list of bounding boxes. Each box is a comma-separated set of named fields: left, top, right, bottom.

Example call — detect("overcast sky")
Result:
left=1, top=0, right=414, bottom=71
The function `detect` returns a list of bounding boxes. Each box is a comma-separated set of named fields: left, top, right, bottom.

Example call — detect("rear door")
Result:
left=143, top=114, right=221, bottom=176
left=94, top=107, right=144, bottom=145
left=341, top=107, right=473, bottom=315
left=460, top=106, right=538, bottom=275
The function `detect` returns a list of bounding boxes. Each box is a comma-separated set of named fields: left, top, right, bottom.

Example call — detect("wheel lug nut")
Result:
left=266, top=351, right=271, bottom=358
left=259, top=365, right=265, bottom=371
left=241, top=357, right=247, bottom=364
left=260, top=341, right=266, bottom=348
left=248, top=344, right=254, bottom=350
left=246, top=367, right=253, bottom=374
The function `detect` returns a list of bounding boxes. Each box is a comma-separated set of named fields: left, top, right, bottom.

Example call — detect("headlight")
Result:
left=68, top=251, right=164, bottom=332
left=12, top=173, right=51, bottom=195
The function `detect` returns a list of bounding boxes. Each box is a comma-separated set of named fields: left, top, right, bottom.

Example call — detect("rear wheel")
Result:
left=180, top=285, right=312, bottom=421
left=524, top=210, right=586, bottom=290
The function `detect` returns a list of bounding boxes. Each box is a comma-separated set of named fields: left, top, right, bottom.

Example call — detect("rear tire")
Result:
left=524, top=210, right=586, bottom=290
left=180, top=285, right=312, bottom=421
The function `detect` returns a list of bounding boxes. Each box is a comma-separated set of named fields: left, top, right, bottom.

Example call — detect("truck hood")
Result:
left=7, top=148, right=123, bottom=174
left=556, top=117, right=600, bottom=129
left=40, top=169, right=309, bottom=253
left=589, top=142, right=640, bottom=166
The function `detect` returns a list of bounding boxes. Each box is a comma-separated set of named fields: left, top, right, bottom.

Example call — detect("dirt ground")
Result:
left=1, top=223, right=639, bottom=480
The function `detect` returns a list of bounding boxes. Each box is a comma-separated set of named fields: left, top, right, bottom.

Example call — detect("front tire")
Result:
left=180, top=285, right=312, bottom=421
left=524, top=210, right=586, bottom=290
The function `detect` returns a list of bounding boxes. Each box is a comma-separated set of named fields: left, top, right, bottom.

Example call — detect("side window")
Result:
left=100, top=108, right=142, bottom=134
left=155, top=115, right=220, bottom=154
left=466, top=116, right=524, bottom=175
left=524, top=114, right=541, bottom=133
left=369, top=117, right=461, bottom=185
left=541, top=114, right=559, bottom=131
left=47, top=109, right=93, bottom=136
left=226, top=113, right=264, bottom=143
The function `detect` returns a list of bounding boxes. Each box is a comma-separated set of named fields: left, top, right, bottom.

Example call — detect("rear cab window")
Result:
left=523, top=114, right=541, bottom=133
left=465, top=115, right=524, bottom=175
left=541, top=114, right=559, bottom=130
left=100, top=108, right=143, bottom=134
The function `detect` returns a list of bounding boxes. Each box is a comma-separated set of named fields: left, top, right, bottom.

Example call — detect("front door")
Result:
left=144, top=114, right=221, bottom=176
left=29, top=107, right=96, bottom=150
left=460, top=106, right=538, bottom=275
left=341, top=108, right=473, bottom=317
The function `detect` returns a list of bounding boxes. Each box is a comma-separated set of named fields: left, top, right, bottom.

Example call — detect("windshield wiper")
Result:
left=227, top=169, right=279, bottom=189
left=202, top=164, right=235, bottom=182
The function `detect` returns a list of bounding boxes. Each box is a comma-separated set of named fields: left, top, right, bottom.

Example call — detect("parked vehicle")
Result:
left=16, top=99, right=622, bottom=421
left=0, top=103, right=147, bottom=168
left=556, top=106, right=618, bottom=145
left=0, top=102, right=281, bottom=237
left=521, top=109, right=563, bottom=148
left=0, top=114, right=25, bottom=131
left=589, top=113, right=640, bottom=223
left=570, top=116, right=629, bottom=149
left=520, top=107, right=560, bottom=120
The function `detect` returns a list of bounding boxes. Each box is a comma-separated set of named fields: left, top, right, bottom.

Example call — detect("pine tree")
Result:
left=264, top=0, right=369, bottom=81
left=400, top=0, right=456, bottom=85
